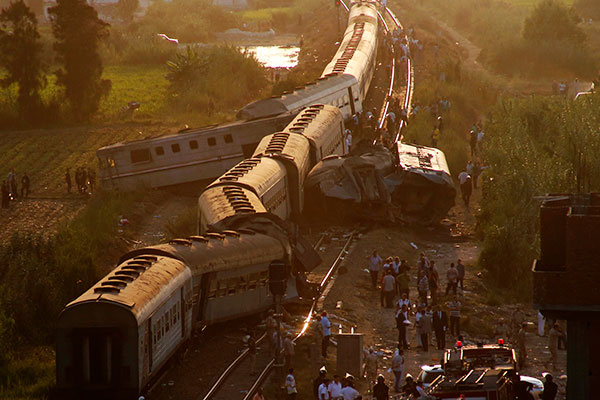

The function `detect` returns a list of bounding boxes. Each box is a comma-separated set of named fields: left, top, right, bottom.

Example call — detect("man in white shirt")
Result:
left=285, top=368, right=298, bottom=399
left=328, top=375, right=343, bottom=400
left=368, top=250, right=383, bottom=289
left=319, top=377, right=331, bottom=400
left=321, top=311, right=331, bottom=358
left=341, top=381, right=359, bottom=400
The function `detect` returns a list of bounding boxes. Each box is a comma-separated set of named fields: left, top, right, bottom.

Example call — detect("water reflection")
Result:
left=244, top=46, right=300, bottom=69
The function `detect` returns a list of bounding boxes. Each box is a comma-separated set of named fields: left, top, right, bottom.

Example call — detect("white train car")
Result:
left=321, top=1, right=379, bottom=102
left=238, top=74, right=362, bottom=121
left=96, top=113, right=294, bottom=191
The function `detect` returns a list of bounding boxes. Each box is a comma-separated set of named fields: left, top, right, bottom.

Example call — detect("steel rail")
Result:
left=242, top=233, right=355, bottom=400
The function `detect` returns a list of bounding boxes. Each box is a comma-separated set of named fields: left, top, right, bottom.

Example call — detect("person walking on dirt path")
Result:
left=420, top=307, right=432, bottom=351
left=364, top=347, right=379, bottom=391
left=433, top=304, right=448, bottom=350
left=382, top=270, right=396, bottom=308
left=396, top=268, right=410, bottom=298
left=373, top=375, right=389, bottom=400
left=286, top=368, right=298, bottom=399
left=321, top=311, right=331, bottom=358
left=65, top=168, right=72, bottom=194
left=368, top=250, right=383, bottom=289
left=392, top=347, right=405, bottom=393
left=517, top=322, right=528, bottom=369
left=20, top=172, right=30, bottom=198
left=469, top=129, right=478, bottom=157
left=456, top=259, right=465, bottom=290
left=445, top=263, right=458, bottom=296
left=548, top=323, right=561, bottom=370
left=417, top=270, right=429, bottom=306
left=7, top=169, right=17, bottom=200
left=449, top=296, right=462, bottom=337
left=427, top=261, right=439, bottom=304
left=458, top=170, right=473, bottom=207
left=1, top=180, right=9, bottom=209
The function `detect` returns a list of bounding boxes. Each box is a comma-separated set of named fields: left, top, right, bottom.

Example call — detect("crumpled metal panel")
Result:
left=304, top=142, right=456, bottom=222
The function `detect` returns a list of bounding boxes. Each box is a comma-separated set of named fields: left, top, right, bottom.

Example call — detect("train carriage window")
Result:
left=172, top=305, right=176, bottom=324
left=189, top=140, right=198, bottom=150
left=227, top=278, right=237, bottom=295
left=108, top=157, right=116, bottom=168
left=216, top=281, right=227, bottom=297
left=155, top=146, right=164, bottom=156
left=259, top=270, right=269, bottom=285
left=207, top=137, right=217, bottom=147
left=130, top=148, right=151, bottom=164
left=224, top=134, right=233, bottom=144
left=248, top=272, right=260, bottom=289
left=166, top=311, right=170, bottom=332
left=208, top=280, right=218, bottom=299
left=171, top=143, right=181, bottom=153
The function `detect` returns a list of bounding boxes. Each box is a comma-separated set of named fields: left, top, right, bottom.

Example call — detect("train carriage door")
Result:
left=347, top=87, right=356, bottom=116
left=144, top=320, right=152, bottom=375
left=74, top=328, right=123, bottom=388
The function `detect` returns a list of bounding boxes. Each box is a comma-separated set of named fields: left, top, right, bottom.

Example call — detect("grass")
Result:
left=0, top=347, right=55, bottom=400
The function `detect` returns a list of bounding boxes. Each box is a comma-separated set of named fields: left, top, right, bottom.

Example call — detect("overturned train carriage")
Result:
left=304, top=142, right=456, bottom=223
left=56, top=231, right=296, bottom=399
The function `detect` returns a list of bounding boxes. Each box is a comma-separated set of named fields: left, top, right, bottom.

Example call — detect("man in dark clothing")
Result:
left=432, top=305, right=448, bottom=350
left=21, top=173, right=30, bottom=198
left=401, top=375, right=419, bottom=397
left=396, top=305, right=409, bottom=349
left=313, top=368, right=327, bottom=400
left=1, top=181, right=9, bottom=208
left=541, top=373, right=558, bottom=400
left=470, top=129, right=478, bottom=156
left=373, top=375, right=389, bottom=400
left=461, top=175, right=473, bottom=206
left=456, top=259, right=465, bottom=290
left=65, top=168, right=72, bottom=193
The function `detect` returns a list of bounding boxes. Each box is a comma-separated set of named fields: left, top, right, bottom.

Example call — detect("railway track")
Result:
left=199, top=232, right=355, bottom=400
left=200, top=4, right=417, bottom=399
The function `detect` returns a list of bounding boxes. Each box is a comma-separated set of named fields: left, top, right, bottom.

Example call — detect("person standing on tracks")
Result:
left=245, top=330, right=257, bottom=375
left=368, top=250, right=383, bottom=289
left=286, top=368, right=298, bottom=399
left=392, top=347, right=405, bottom=393
left=283, top=333, right=295, bottom=370
left=321, top=311, right=331, bottom=358
left=266, top=311, right=277, bottom=357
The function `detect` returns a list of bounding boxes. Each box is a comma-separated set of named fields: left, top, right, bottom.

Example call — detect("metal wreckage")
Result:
left=304, top=141, right=456, bottom=223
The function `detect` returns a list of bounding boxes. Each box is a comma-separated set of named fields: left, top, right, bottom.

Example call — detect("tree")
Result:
left=0, top=0, right=45, bottom=122
left=116, top=0, right=139, bottom=22
left=522, top=0, right=585, bottom=44
left=49, top=0, right=111, bottom=121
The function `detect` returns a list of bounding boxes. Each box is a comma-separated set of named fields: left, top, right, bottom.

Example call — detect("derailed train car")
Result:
left=304, top=142, right=456, bottom=223
left=56, top=231, right=296, bottom=399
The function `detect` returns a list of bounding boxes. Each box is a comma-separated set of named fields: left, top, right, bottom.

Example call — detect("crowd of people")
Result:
left=65, top=166, right=96, bottom=195
left=1, top=169, right=31, bottom=209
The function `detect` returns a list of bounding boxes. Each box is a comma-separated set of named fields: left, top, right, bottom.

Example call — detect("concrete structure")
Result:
left=532, top=193, right=600, bottom=400
left=336, top=332, right=364, bottom=378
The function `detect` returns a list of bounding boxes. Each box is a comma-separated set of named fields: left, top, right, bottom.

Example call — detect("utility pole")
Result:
left=269, top=260, right=287, bottom=397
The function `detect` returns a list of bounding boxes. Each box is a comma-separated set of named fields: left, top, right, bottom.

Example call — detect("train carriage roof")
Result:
left=396, top=142, right=453, bottom=187
left=199, top=185, right=267, bottom=229
left=62, top=255, right=191, bottom=322
left=286, top=104, right=343, bottom=146
left=237, top=74, right=357, bottom=121
left=207, top=156, right=287, bottom=196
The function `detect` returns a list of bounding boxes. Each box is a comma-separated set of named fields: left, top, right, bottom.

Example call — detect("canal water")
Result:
left=244, top=45, right=300, bottom=69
